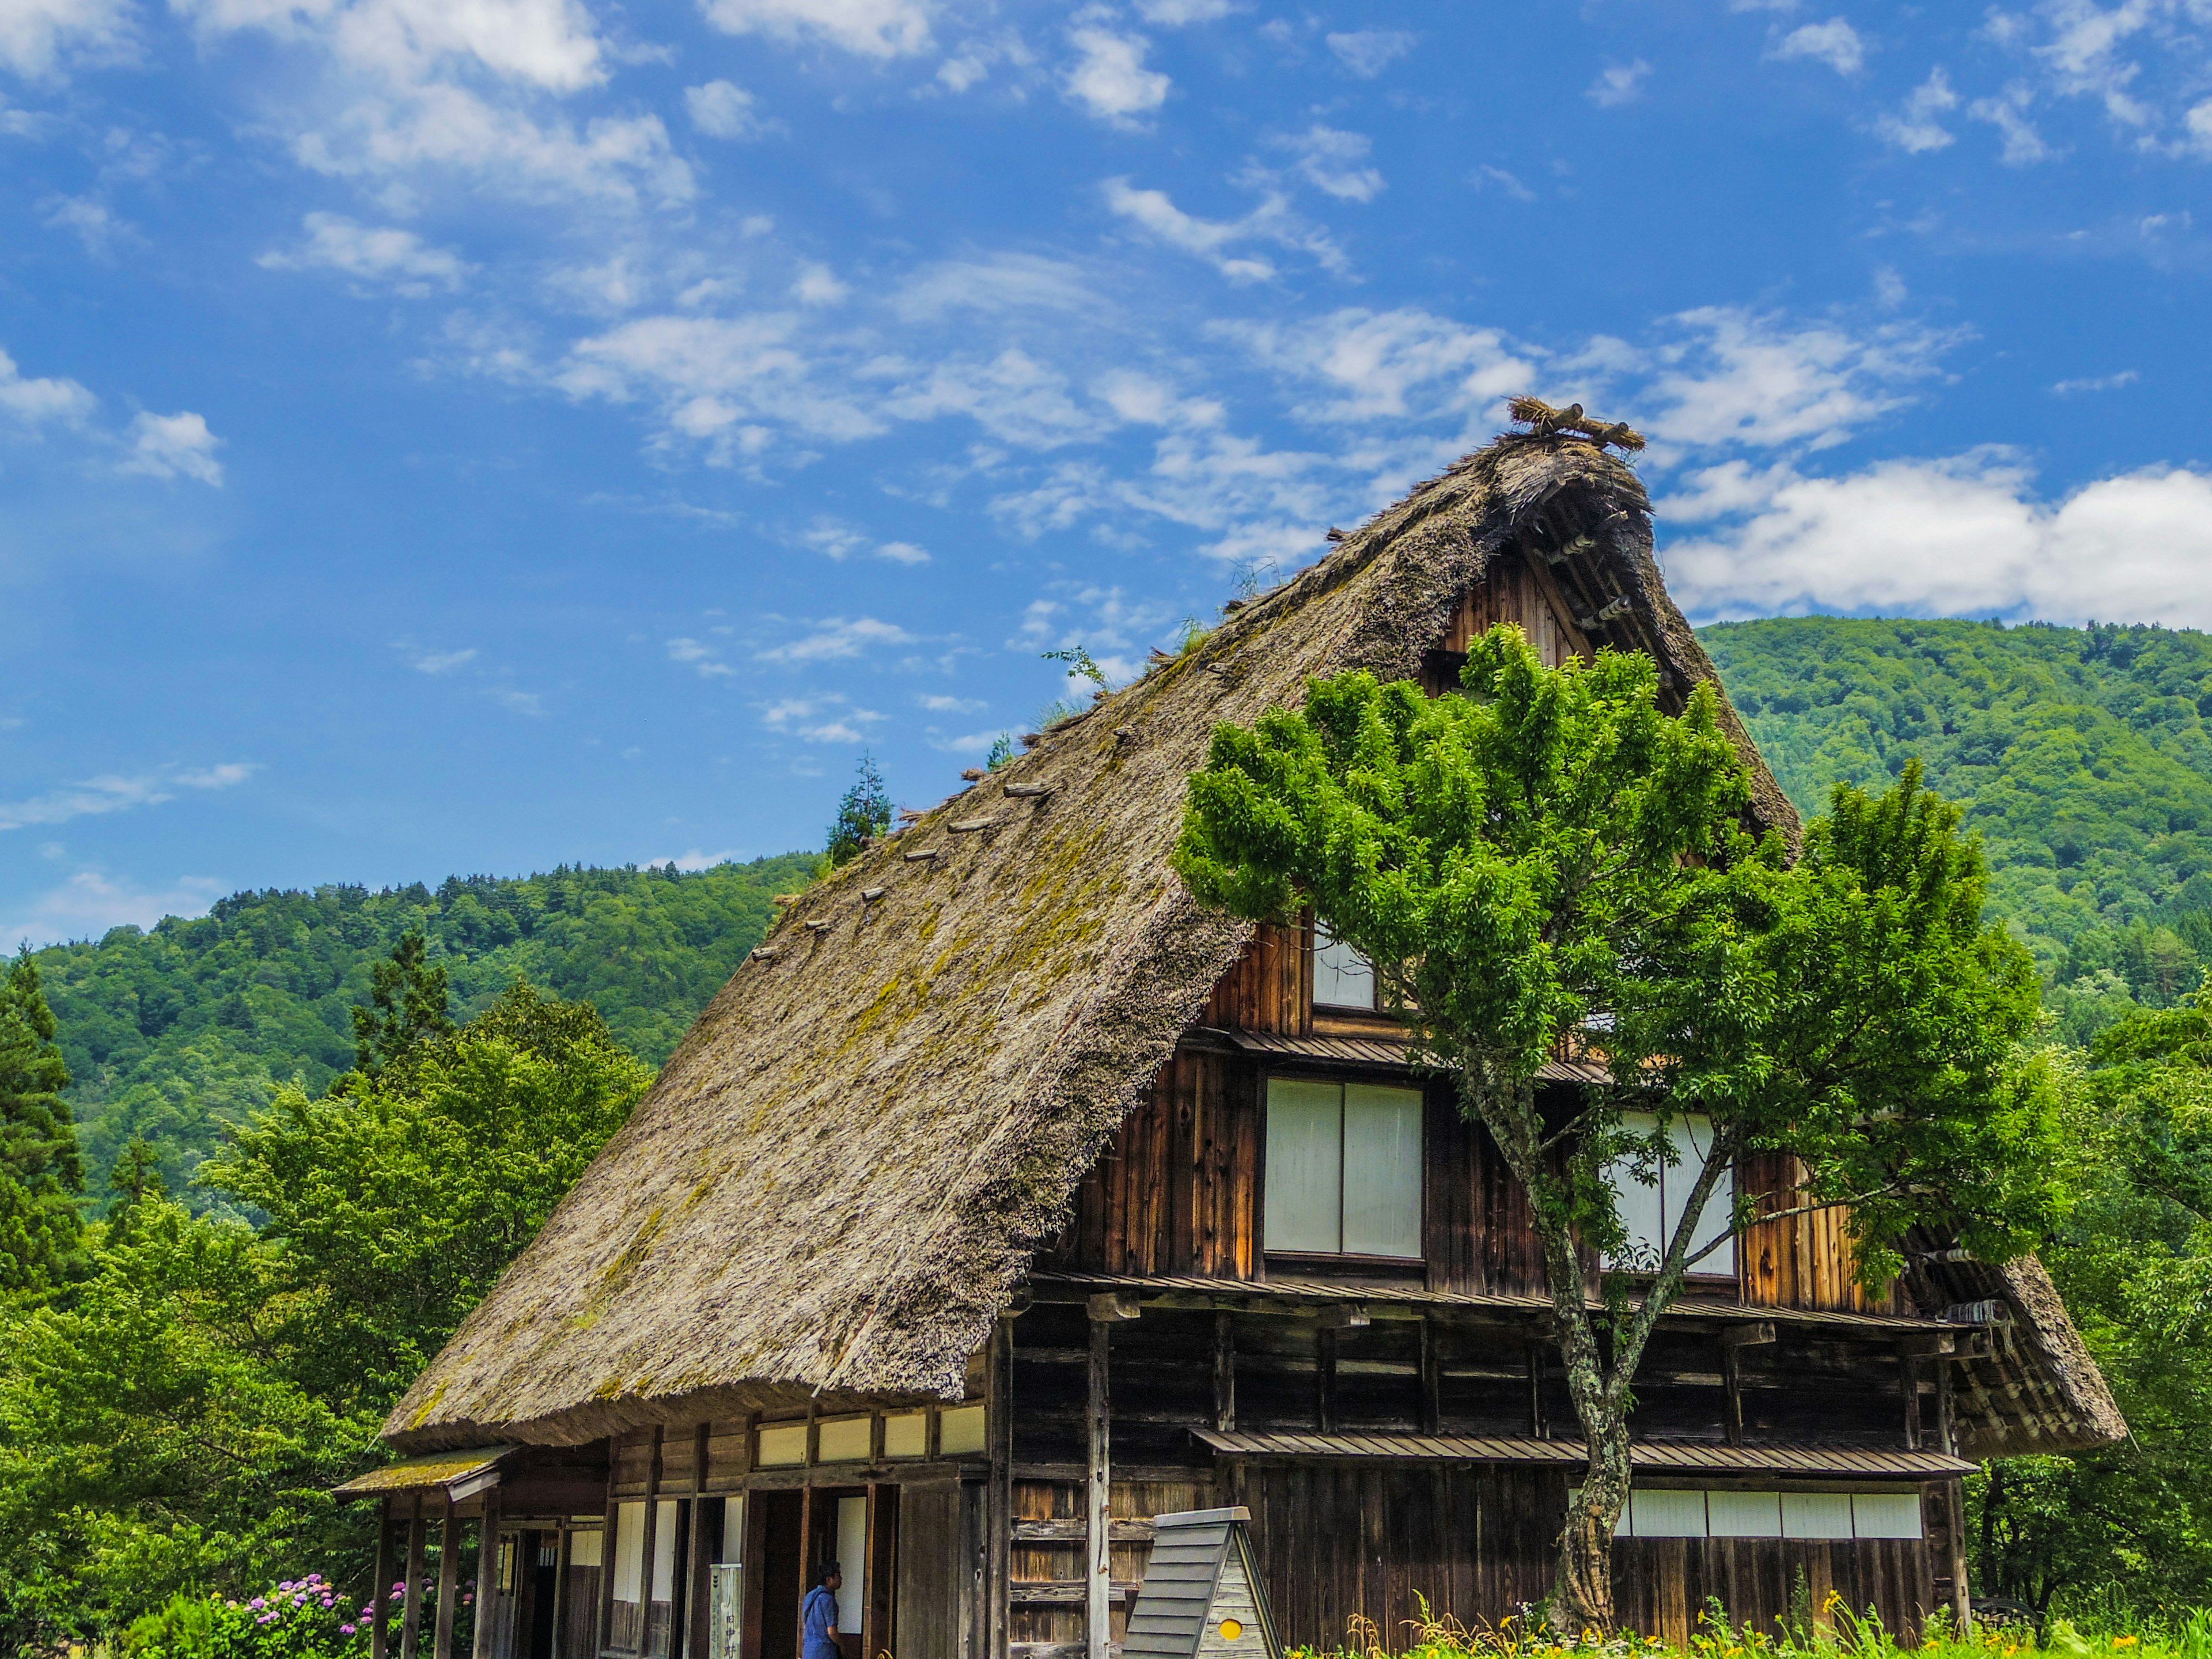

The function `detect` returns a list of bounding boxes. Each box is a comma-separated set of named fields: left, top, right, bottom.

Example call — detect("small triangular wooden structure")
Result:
left=1123, top=1507, right=1283, bottom=1659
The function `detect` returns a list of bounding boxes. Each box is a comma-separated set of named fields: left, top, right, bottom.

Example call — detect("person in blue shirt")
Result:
left=801, top=1560, right=843, bottom=1659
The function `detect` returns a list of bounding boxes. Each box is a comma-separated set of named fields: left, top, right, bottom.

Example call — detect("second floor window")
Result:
left=1314, top=922, right=1378, bottom=1010
left=1264, top=1078, right=1423, bottom=1258
left=1604, top=1109, right=1735, bottom=1276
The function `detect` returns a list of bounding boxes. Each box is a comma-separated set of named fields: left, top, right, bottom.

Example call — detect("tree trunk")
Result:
left=1552, top=1312, right=1631, bottom=1637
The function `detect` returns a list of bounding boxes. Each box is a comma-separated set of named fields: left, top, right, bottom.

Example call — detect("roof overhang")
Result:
left=1195, top=1429, right=1973, bottom=1479
left=334, top=1445, right=518, bottom=1502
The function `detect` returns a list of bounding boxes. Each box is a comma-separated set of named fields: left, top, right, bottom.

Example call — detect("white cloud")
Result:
left=124, top=411, right=225, bottom=484
left=791, top=262, right=849, bottom=305
left=699, top=0, right=931, bottom=58
left=2053, top=368, right=2140, bottom=394
left=1136, top=0, right=1230, bottom=21
left=1065, top=23, right=1169, bottom=125
left=488, top=685, right=544, bottom=714
left=1279, top=126, right=1385, bottom=202
left=1, top=871, right=226, bottom=952
left=686, top=78, right=767, bottom=139
left=1102, top=177, right=1342, bottom=281
left=1970, top=83, right=2052, bottom=164
left=892, top=254, right=1097, bottom=320
left=260, top=212, right=472, bottom=293
left=0, top=0, right=131, bottom=78
left=1587, top=59, right=1650, bottom=107
left=1471, top=164, right=1535, bottom=200
left=177, top=0, right=607, bottom=91
left=917, top=692, right=986, bottom=713
left=1876, top=67, right=1959, bottom=152
left=668, top=636, right=736, bottom=676
left=0, top=762, right=257, bottom=832
left=1664, top=453, right=2212, bottom=632
left=1769, top=17, right=1863, bottom=75
left=757, top=615, right=916, bottom=662
left=653, top=847, right=751, bottom=871
left=877, top=540, right=930, bottom=565
left=0, top=346, right=96, bottom=426
left=44, top=195, right=134, bottom=257
left=411, top=647, right=478, bottom=672
left=1635, top=305, right=1961, bottom=451
left=761, top=693, right=884, bottom=742
left=1324, top=29, right=1414, bottom=77
left=879, top=347, right=1105, bottom=448
left=1218, top=306, right=1533, bottom=424
left=801, top=518, right=932, bottom=564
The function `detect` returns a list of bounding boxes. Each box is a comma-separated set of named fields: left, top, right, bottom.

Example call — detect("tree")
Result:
left=0, top=949, right=86, bottom=1299
left=825, top=752, right=893, bottom=868
left=1175, top=626, right=2053, bottom=1633
left=104, top=1137, right=165, bottom=1248
left=349, top=931, right=454, bottom=1080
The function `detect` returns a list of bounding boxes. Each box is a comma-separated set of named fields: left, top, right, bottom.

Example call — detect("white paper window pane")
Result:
left=1853, top=1493, right=1925, bottom=1539
left=1631, top=1490, right=1709, bottom=1538
left=1605, top=1110, right=1666, bottom=1270
left=613, top=1502, right=646, bottom=1603
left=718, top=1496, right=745, bottom=1565
left=1266, top=1080, right=1345, bottom=1253
left=1314, top=926, right=1378, bottom=1010
left=882, top=1411, right=928, bottom=1458
left=817, top=1415, right=872, bottom=1463
left=571, top=1528, right=604, bottom=1569
left=756, top=1423, right=808, bottom=1467
left=1670, top=1115, right=1734, bottom=1275
left=1343, top=1085, right=1423, bottom=1257
left=1706, top=1490, right=1782, bottom=1537
left=652, top=1499, right=680, bottom=1600
left=938, top=1403, right=987, bottom=1456
left=835, top=1497, right=868, bottom=1632
left=1782, top=1492, right=1854, bottom=1540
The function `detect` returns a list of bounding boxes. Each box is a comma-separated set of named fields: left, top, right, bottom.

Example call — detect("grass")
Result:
left=1287, top=1597, right=2212, bottom=1659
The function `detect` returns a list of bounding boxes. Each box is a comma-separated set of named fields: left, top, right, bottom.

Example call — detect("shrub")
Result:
left=125, top=1575, right=393, bottom=1659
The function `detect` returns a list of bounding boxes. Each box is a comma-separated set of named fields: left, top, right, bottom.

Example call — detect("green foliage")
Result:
left=985, top=733, right=1016, bottom=772
left=0, top=949, right=86, bottom=1298
left=1042, top=644, right=1111, bottom=691
left=1702, top=616, right=2212, bottom=1040
left=0, top=982, right=648, bottom=1646
left=30, top=854, right=813, bottom=1205
left=126, top=1575, right=376, bottom=1659
left=825, top=753, right=893, bottom=867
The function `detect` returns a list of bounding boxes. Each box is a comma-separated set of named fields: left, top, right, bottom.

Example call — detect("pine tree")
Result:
left=0, top=948, right=86, bottom=1297
left=824, top=752, right=893, bottom=867
left=350, top=931, right=456, bottom=1078
left=105, top=1134, right=166, bottom=1247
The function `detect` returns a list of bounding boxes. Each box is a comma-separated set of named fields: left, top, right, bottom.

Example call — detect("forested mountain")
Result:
left=33, top=855, right=816, bottom=1202
left=1703, top=616, right=2212, bottom=1040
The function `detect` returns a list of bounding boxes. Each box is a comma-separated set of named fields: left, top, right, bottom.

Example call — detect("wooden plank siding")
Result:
left=1202, top=923, right=1309, bottom=1035
left=1739, top=1153, right=1892, bottom=1315
left=1428, top=552, right=1594, bottom=685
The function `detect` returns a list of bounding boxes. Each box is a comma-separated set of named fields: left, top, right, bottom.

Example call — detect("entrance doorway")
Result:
left=756, top=1493, right=804, bottom=1659
left=749, top=1488, right=896, bottom=1659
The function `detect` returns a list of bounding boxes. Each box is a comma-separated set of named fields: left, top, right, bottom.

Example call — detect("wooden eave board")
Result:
left=1192, top=1429, right=1972, bottom=1478
left=332, top=1444, right=517, bottom=1497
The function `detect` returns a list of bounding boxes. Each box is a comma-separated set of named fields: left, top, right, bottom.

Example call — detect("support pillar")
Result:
left=402, top=1496, right=427, bottom=1659
left=434, top=1494, right=460, bottom=1659
left=472, top=1492, right=502, bottom=1659
left=639, top=1429, right=663, bottom=1657
left=372, top=1500, right=395, bottom=1659
left=1086, top=1315, right=1112, bottom=1659
left=986, top=1316, right=1013, bottom=1659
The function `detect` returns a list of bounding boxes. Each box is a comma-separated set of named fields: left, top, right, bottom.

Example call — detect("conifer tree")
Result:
left=104, top=1134, right=165, bottom=1247
left=350, top=931, right=455, bottom=1078
left=824, top=751, right=893, bottom=867
left=0, top=948, right=86, bottom=1297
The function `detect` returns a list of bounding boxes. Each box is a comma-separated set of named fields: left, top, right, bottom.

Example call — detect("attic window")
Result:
left=1313, top=923, right=1378, bottom=1012
left=1264, top=1078, right=1422, bottom=1259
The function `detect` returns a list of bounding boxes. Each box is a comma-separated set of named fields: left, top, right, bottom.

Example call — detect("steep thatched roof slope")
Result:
left=386, top=435, right=1925, bottom=1451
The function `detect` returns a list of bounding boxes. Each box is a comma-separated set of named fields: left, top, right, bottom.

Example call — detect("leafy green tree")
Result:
left=1175, top=626, right=2053, bottom=1633
left=105, top=1137, right=165, bottom=1249
left=203, top=982, right=652, bottom=1408
left=349, top=933, right=453, bottom=1080
left=824, top=752, right=892, bottom=868
left=0, top=950, right=86, bottom=1299
left=984, top=734, right=1016, bottom=772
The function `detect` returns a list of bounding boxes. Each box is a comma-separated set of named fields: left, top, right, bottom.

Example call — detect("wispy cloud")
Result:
left=0, top=346, right=96, bottom=427
left=2053, top=369, right=2139, bottom=395
left=1587, top=59, right=1651, bottom=108
left=123, top=411, right=225, bottom=484
left=410, top=647, right=478, bottom=673
left=1769, top=17, right=1863, bottom=75
left=761, top=692, right=884, bottom=741
left=1876, top=69, right=1959, bottom=152
left=1325, top=29, right=1414, bottom=78
left=756, top=616, right=917, bottom=663
left=260, top=213, right=474, bottom=295
left=1065, top=20, right=1170, bottom=126
left=2, top=870, right=227, bottom=952
left=0, top=762, right=257, bottom=832
left=1103, top=177, right=1343, bottom=281
left=668, top=636, right=737, bottom=676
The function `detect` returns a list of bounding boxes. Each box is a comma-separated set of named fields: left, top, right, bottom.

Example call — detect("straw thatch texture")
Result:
left=381, top=434, right=2107, bottom=1456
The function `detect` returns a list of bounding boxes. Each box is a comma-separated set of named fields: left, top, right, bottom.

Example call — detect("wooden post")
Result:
left=1086, top=1314, right=1112, bottom=1659
left=599, top=1437, right=622, bottom=1659
left=373, top=1501, right=395, bottom=1659
left=434, top=1494, right=461, bottom=1659
left=639, top=1429, right=664, bottom=1658
left=403, top=1495, right=428, bottom=1659
left=1902, top=1353, right=1923, bottom=1450
left=1934, top=1353, right=1957, bottom=1456
left=549, top=1528, right=573, bottom=1659
left=797, top=1483, right=815, bottom=1659
left=863, top=1483, right=897, bottom=1659
left=1945, top=1479, right=1974, bottom=1634
left=683, top=1423, right=710, bottom=1659
left=1719, top=1323, right=1775, bottom=1449
left=987, top=1317, right=1014, bottom=1659
left=1527, top=1341, right=1547, bottom=1439
left=1211, top=1311, right=1236, bottom=1434
left=472, top=1494, right=503, bottom=1659
left=1316, top=1327, right=1338, bottom=1434
left=1418, top=1317, right=1441, bottom=1437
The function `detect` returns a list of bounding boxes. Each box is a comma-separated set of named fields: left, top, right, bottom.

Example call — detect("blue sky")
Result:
left=5, top=0, right=2212, bottom=948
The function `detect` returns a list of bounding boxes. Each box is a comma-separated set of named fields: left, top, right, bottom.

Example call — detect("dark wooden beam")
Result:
left=470, top=1491, right=501, bottom=1659
left=988, top=1317, right=1014, bottom=1659
left=433, top=1494, right=460, bottom=1659
left=1418, top=1317, right=1441, bottom=1437
left=638, top=1428, right=663, bottom=1656
left=1211, top=1312, right=1236, bottom=1434
left=1317, top=1328, right=1338, bottom=1433
left=597, top=1439, right=620, bottom=1659
left=401, top=1496, right=426, bottom=1659
left=372, top=1499, right=393, bottom=1659
left=683, top=1422, right=710, bottom=1659
left=1525, top=1342, right=1547, bottom=1439
left=547, top=1527, right=572, bottom=1659
left=1085, top=1312, right=1112, bottom=1659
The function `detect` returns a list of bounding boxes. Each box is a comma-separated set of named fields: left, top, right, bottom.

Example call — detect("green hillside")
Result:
left=1701, top=616, right=2212, bottom=1039
left=35, top=855, right=817, bottom=1202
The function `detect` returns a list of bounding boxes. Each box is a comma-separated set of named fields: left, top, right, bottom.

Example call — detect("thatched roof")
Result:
left=384, top=434, right=2107, bottom=1457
